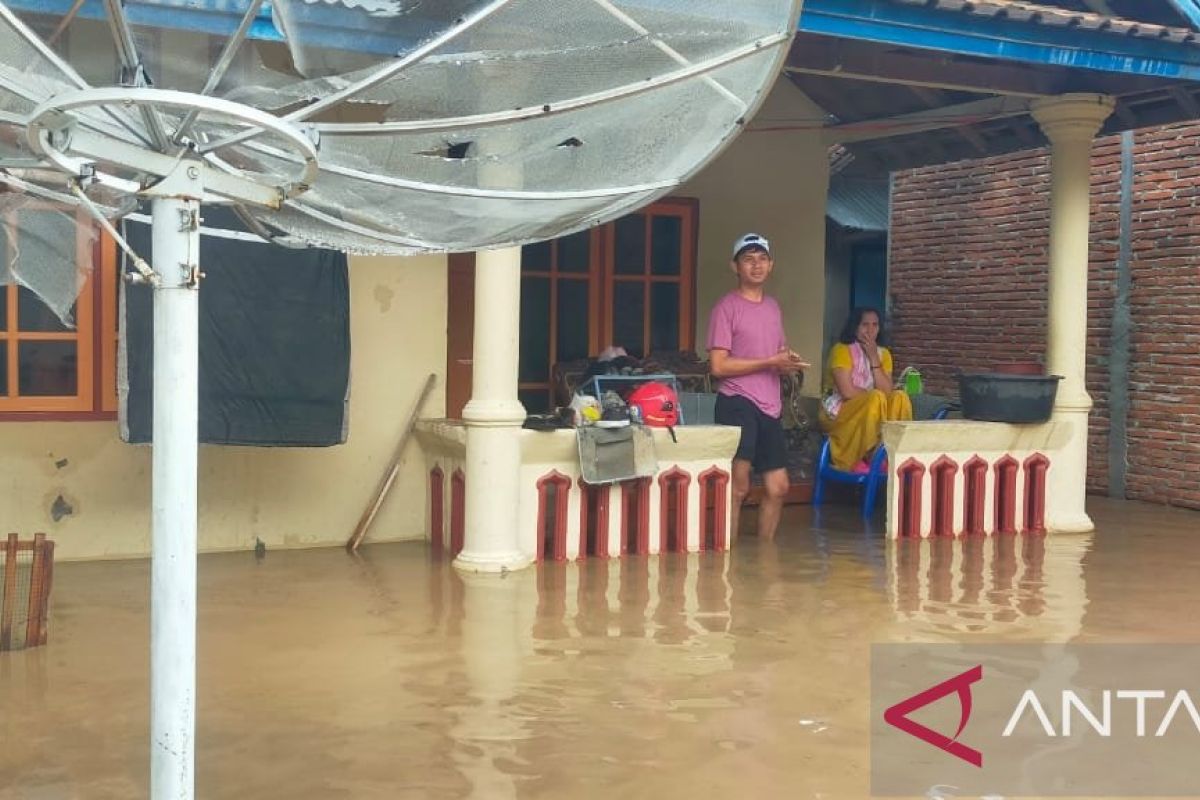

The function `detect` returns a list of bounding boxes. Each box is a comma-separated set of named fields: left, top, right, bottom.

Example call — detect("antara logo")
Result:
left=1002, top=689, right=1200, bottom=737
left=884, top=665, right=984, bottom=767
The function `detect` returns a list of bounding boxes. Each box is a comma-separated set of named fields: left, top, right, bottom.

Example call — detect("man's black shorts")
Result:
left=714, top=393, right=788, bottom=473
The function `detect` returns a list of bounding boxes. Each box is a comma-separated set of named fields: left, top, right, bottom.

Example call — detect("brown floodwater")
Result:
left=2, top=497, right=1199, bottom=799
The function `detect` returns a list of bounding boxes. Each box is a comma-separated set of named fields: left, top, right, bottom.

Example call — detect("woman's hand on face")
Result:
left=857, top=336, right=880, bottom=365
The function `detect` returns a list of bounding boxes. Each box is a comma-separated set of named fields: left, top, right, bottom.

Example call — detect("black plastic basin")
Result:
left=957, top=373, right=1062, bottom=423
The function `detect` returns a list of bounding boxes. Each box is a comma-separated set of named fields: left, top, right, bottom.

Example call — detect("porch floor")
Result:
left=3, top=498, right=1198, bottom=798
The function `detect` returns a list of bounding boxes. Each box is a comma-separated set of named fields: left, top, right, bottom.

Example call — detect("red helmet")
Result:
left=626, top=382, right=679, bottom=427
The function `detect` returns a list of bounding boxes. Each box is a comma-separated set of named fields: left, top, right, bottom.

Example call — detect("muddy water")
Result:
left=3, top=497, right=1200, bottom=799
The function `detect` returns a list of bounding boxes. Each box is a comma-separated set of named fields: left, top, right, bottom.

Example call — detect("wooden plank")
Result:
left=39, top=541, right=54, bottom=646
left=785, top=35, right=1062, bottom=98
left=1, top=533, right=17, bottom=651
left=346, top=373, right=437, bottom=552
left=25, top=533, right=48, bottom=649
left=824, top=96, right=1031, bottom=144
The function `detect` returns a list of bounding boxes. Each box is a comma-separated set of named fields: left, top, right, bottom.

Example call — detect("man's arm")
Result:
left=710, top=348, right=802, bottom=378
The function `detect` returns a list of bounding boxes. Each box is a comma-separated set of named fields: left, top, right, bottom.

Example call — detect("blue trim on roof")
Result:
left=5, top=0, right=282, bottom=39
left=799, top=0, right=1200, bottom=82
left=5, top=0, right=280, bottom=38
left=4, top=0, right=422, bottom=54
left=1167, top=0, right=1200, bottom=31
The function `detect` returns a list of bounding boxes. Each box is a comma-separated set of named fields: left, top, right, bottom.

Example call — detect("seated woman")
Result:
left=820, top=307, right=913, bottom=472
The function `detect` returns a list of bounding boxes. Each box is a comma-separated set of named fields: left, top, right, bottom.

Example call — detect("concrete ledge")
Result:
left=416, top=419, right=741, bottom=464
left=882, top=419, right=1072, bottom=454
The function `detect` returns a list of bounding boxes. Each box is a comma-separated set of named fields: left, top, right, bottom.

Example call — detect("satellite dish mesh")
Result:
left=0, top=0, right=800, bottom=319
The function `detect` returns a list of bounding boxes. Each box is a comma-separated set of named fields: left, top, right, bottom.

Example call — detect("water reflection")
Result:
left=525, top=554, right=733, bottom=645
left=383, top=521, right=1093, bottom=797
left=448, top=570, right=539, bottom=800
left=426, top=555, right=736, bottom=798
left=888, top=532, right=1091, bottom=640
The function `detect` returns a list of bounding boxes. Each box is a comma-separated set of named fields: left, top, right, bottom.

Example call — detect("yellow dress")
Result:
left=819, top=342, right=913, bottom=471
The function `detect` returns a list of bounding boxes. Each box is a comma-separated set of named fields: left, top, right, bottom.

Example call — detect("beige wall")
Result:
left=0, top=254, right=447, bottom=561
left=7, top=77, right=828, bottom=561
left=681, top=79, right=830, bottom=397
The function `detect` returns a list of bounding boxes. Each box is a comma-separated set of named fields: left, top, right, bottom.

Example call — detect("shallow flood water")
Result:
left=3, top=497, right=1200, bottom=799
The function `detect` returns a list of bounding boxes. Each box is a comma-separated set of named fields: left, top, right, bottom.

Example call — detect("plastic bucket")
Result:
left=957, top=373, right=1062, bottom=423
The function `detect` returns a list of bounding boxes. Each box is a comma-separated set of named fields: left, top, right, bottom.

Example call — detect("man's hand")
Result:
left=771, top=347, right=810, bottom=374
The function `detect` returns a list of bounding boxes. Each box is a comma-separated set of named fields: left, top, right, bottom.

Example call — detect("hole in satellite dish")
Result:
left=418, top=141, right=475, bottom=160
left=557, top=137, right=584, bottom=149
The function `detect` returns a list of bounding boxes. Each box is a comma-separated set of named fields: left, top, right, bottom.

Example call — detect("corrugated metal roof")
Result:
left=827, top=176, right=890, bottom=231
left=887, top=0, right=1200, bottom=43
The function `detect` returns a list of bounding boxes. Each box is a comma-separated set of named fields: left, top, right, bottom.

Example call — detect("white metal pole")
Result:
left=149, top=193, right=200, bottom=800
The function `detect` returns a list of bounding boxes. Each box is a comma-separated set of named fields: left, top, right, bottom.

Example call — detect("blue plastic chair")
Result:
left=812, top=438, right=889, bottom=519
left=812, top=400, right=952, bottom=518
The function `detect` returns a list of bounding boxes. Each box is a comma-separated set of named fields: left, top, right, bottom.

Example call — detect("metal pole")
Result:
left=1108, top=130, right=1134, bottom=499
left=149, top=193, right=200, bottom=800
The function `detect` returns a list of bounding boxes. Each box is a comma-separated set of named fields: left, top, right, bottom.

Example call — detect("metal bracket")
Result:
left=184, top=264, right=205, bottom=289
left=141, top=157, right=205, bottom=201
left=178, top=206, right=199, bottom=232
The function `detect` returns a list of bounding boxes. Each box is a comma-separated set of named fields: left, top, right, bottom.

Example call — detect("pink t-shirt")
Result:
left=706, top=291, right=786, bottom=418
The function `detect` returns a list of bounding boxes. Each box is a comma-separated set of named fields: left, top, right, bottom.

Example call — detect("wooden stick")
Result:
left=346, top=373, right=437, bottom=552
left=1, top=533, right=17, bottom=651
left=39, top=540, right=54, bottom=646
left=25, top=533, right=48, bottom=649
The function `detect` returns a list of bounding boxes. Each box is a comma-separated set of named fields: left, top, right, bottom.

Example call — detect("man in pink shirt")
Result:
left=707, top=233, right=808, bottom=540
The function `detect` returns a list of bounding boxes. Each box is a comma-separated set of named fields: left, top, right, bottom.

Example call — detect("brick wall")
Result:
left=889, top=122, right=1200, bottom=508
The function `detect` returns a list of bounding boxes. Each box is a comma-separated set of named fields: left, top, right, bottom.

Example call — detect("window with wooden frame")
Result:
left=604, top=197, right=696, bottom=360
left=518, top=228, right=600, bottom=412
left=0, top=208, right=118, bottom=418
left=517, top=198, right=697, bottom=412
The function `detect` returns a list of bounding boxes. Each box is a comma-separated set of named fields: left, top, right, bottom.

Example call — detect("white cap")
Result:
left=732, top=232, right=770, bottom=258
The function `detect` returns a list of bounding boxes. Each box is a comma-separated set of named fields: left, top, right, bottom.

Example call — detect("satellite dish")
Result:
left=2, top=1, right=799, bottom=261
left=0, top=1, right=801, bottom=797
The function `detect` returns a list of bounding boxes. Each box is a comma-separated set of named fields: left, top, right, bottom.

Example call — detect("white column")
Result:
left=455, top=245, right=531, bottom=572
left=149, top=193, right=201, bottom=799
left=1030, top=94, right=1114, bottom=534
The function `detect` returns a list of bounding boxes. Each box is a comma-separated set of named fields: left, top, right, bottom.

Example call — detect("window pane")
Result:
left=612, top=282, right=645, bottom=358
left=651, top=215, right=683, bottom=276
left=19, top=341, right=77, bottom=396
left=519, top=388, right=550, bottom=414
left=0, top=343, right=6, bottom=395
left=613, top=214, right=645, bottom=275
left=556, top=279, right=589, bottom=362
left=650, top=283, right=680, bottom=354
left=519, top=277, right=551, bottom=383
left=557, top=230, right=591, bottom=273
left=521, top=240, right=552, bottom=272
left=17, top=286, right=72, bottom=332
